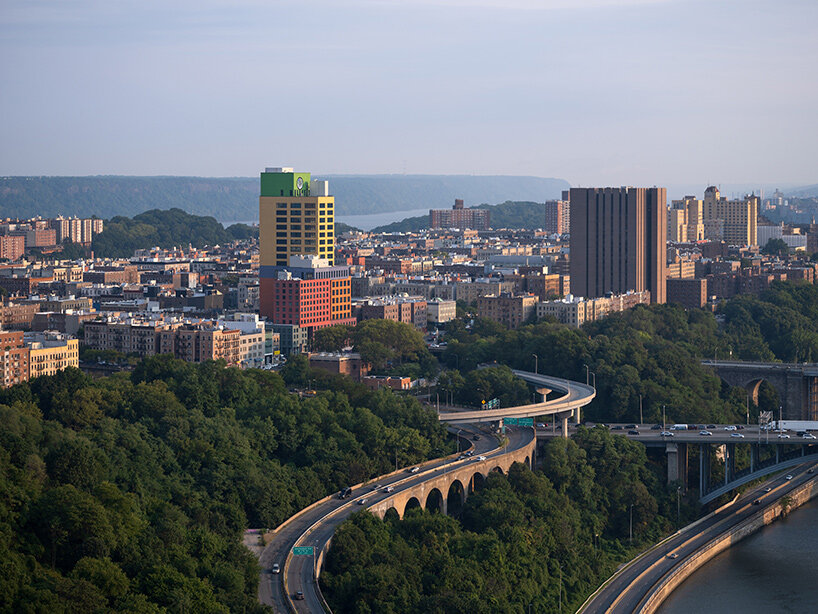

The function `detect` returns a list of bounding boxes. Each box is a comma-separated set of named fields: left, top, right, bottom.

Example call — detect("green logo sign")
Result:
left=505, top=417, right=533, bottom=426
left=292, top=546, right=314, bottom=556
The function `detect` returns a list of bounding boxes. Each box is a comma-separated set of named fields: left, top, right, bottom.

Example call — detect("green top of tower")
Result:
left=260, top=167, right=312, bottom=197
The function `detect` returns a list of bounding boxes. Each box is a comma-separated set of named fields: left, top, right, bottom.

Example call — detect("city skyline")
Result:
left=1, top=0, right=816, bottom=187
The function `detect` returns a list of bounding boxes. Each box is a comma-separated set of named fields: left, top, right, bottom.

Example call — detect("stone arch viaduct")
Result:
left=703, top=360, right=818, bottom=421
left=367, top=435, right=536, bottom=520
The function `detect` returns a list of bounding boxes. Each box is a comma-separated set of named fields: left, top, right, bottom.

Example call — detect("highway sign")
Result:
left=292, top=546, right=314, bottom=556
left=504, top=417, right=533, bottom=426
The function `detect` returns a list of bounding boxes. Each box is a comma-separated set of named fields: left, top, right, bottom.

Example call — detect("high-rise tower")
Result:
left=570, top=187, right=666, bottom=304
left=259, top=167, right=335, bottom=267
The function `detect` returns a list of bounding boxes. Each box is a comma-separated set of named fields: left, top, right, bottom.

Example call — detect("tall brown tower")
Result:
left=569, top=187, right=666, bottom=304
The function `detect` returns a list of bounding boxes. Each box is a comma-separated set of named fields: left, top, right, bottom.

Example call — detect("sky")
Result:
left=1, top=0, right=817, bottom=188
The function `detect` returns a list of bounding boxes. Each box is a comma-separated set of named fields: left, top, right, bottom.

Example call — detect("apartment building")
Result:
left=477, top=293, right=538, bottom=329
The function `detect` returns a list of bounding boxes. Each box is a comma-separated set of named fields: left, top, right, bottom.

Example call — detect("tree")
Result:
left=313, top=325, right=353, bottom=352
left=761, top=238, right=789, bottom=259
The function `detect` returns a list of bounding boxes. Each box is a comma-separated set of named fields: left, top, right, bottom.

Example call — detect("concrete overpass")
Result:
left=438, top=370, right=596, bottom=436
left=702, top=359, right=818, bottom=420
left=536, top=424, right=818, bottom=503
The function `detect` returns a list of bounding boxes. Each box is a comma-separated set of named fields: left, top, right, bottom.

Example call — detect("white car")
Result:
left=409, top=467, right=420, bottom=473
left=699, top=430, right=713, bottom=436
left=785, top=475, right=793, bottom=480
left=724, top=425, right=737, bottom=431
left=778, top=434, right=790, bottom=439
left=358, top=498, right=368, bottom=505
left=730, top=432, right=745, bottom=438
left=271, top=563, right=280, bottom=574
left=661, top=431, right=674, bottom=437
left=476, top=456, right=487, bottom=461
left=803, top=434, right=817, bottom=440
left=383, top=486, right=394, bottom=493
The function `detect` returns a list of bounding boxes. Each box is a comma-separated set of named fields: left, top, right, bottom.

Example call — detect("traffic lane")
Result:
left=629, top=463, right=817, bottom=611
left=589, top=463, right=816, bottom=612
left=277, top=428, right=514, bottom=608
left=288, top=427, right=534, bottom=611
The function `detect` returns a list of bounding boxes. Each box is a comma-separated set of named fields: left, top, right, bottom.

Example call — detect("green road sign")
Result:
left=505, top=417, right=533, bottom=426
left=292, top=546, right=314, bottom=556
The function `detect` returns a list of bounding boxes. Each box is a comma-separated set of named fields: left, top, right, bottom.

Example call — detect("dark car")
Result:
left=472, top=435, right=481, bottom=441
left=707, top=424, right=716, bottom=429
left=338, top=487, right=352, bottom=499
left=294, top=591, right=305, bottom=600
left=752, top=499, right=761, bottom=505
left=651, top=424, right=662, bottom=430
left=611, top=425, right=623, bottom=430
left=628, top=430, right=639, bottom=435
left=625, top=424, right=637, bottom=429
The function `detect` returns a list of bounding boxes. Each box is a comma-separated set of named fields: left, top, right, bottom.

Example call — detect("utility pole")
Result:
left=676, top=487, right=681, bottom=529
left=663, top=405, right=666, bottom=430
left=629, top=503, right=633, bottom=544
left=639, top=394, right=643, bottom=425
left=532, top=354, right=538, bottom=374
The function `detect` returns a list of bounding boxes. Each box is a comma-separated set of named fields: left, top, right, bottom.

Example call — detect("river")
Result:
left=659, top=499, right=818, bottom=612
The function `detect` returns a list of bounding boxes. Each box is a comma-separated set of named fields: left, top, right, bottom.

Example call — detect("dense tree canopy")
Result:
left=92, top=209, right=256, bottom=258
left=0, top=357, right=450, bottom=612
left=324, top=427, right=681, bottom=614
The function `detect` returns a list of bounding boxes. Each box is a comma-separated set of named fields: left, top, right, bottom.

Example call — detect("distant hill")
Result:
left=91, top=208, right=256, bottom=258
left=0, top=175, right=569, bottom=221
left=371, top=200, right=553, bottom=233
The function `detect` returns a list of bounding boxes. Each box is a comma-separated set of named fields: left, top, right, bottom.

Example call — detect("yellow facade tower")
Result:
left=259, top=167, right=335, bottom=268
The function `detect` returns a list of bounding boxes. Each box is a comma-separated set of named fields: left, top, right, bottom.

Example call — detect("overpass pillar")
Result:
left=561, top=415, right=569, bottom=438
left=725, top=443, right=736, bottom=485
left=667, top=443, right=679, bottom=484
left=750, top=444, right=759, bottom=472
left=575, top=405, right=581, bottom=425
left=440, top=498, right=448, bottom=516
left=699, top=444, right=710, bottom=496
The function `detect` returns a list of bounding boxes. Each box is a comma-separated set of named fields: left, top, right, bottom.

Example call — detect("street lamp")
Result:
left=676, top=487, right=681, bottom=529
left=629, top=503, right=634, bottom=544
left=532, top=354, right=539, bottom=374
left=585, top=364, right=590, bottom=386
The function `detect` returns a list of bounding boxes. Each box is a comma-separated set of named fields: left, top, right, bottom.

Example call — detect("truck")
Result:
left=670, top=424, right=689, bottom=431
left=772, top=420, right=818, bottom=432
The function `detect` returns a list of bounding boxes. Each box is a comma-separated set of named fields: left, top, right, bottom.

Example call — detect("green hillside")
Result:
left=91, top=209, right=256, bottom=258
left=371, top=200, right=554, bottom=233
left=0, top=175, right=569, bottom=221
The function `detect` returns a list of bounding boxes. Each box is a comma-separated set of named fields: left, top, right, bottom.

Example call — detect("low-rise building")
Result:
left=25, top=332, right=79, bottom=379
left=477, top=293, right=538, bottom=329
left=427, top=298, right=457, bottom=325
left=309, top=352, right=371, bottom=381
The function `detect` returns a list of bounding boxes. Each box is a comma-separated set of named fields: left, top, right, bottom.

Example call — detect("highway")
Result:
left=438, top=370, right=595, bottom=424
left=581, top=461, right=818, bottom=613
left=536, top=423, right=818, bottom=446
left=258, top=425, right=533, bottom=613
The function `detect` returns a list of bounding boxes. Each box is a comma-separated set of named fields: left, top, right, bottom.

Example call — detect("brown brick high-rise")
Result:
left=570, top=187, right=666, bottom=304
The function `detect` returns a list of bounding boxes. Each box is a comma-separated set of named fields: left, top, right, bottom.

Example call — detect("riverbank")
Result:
left=642, top=469, right=818, bottom=612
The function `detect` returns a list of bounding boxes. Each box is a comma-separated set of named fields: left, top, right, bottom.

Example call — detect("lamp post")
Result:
left=676, top=486, right=681, bottom=529
left=532, top=354, right=539, bottom=374
left=639, top=394, right=643, bottom=425
left=629, top=503, right=634, bottom=544
left=585, top=364, right=590, bottom=386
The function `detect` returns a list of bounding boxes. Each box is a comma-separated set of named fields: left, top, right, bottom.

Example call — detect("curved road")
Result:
left=582, top=461, right=818, bottom=613
left=259, top=369, right=586, bottom=613
left=259, top=425, right=532, bottom=613
left=438, top=370, right=596, bottom=424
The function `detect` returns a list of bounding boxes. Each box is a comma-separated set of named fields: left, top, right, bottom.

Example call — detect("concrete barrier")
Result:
left=639, top=472, right=818, bottom=613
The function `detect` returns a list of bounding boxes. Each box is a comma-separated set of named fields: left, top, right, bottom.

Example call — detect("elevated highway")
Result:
left=438, top=370, right=596, bottom=434
left=258, top=369, right=585, bottom=612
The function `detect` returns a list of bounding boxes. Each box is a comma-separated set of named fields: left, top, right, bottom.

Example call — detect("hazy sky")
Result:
left=1, top=0, right=816, bottom=187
